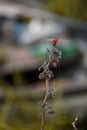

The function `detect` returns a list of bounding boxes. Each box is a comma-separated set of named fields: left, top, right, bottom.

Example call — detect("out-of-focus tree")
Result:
left=44, top=0, right=87, bottom=22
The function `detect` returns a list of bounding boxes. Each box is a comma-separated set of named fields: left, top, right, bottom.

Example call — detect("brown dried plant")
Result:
left=38, top=46, right=61, bottom=130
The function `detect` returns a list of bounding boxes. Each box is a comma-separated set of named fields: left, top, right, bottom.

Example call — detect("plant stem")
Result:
left=72, top=118, right=78, bottom=130
left=43, top=79, right=49, bottom=105
left=41, top=79, right=49, bottom=130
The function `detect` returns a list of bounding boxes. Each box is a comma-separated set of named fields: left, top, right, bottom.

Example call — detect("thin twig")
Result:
left=72, top=117, right=78, bottom=130
left=41, top=79, right=49, bottom=130
left=43, top=79, right=49, bottom=105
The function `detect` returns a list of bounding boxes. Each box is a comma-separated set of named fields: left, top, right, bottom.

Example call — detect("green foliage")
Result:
left=44, top=0, right=87, bottom=22
left=0, top=49, right=8, bottom=65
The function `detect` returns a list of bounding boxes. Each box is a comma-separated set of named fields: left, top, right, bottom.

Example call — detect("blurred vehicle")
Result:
left=0, top=3, right=67, bottom=45
left=29, top=38, right=82, bottom=66
left=0, top=2, right=69, bottom=75
left=20, top=18, right=66, bottom=45
left=0, top=37, right=83, bottom=76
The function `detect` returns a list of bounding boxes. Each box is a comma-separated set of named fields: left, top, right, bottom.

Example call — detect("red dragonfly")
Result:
left=41, top=38, right=71, bottom=46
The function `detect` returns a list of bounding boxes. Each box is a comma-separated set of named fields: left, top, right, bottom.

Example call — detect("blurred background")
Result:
left=0, top=0, right=87, bottom=130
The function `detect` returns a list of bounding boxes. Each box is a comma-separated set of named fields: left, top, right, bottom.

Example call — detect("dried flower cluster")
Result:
left=38, top=45, right=61, bottom=130
left=39, top=47, right=61, bottom=80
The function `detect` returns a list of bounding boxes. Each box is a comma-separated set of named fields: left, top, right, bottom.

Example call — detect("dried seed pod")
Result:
left=52, top=48, right=59, bottom=56
left=47, top=70, right=54, bottom=79
left=38, top=61, right=47, bottom=71
left=52, top=62, right=57, bottom=67
left=51, top=92, right=56, bottom=98
left=39, top=71, right=47, bottom=79
left=48, top=110, right=55, bottom=114
left=49, top=90, right=56, bottom=98
left=50, top=57, right=60, bottom=67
